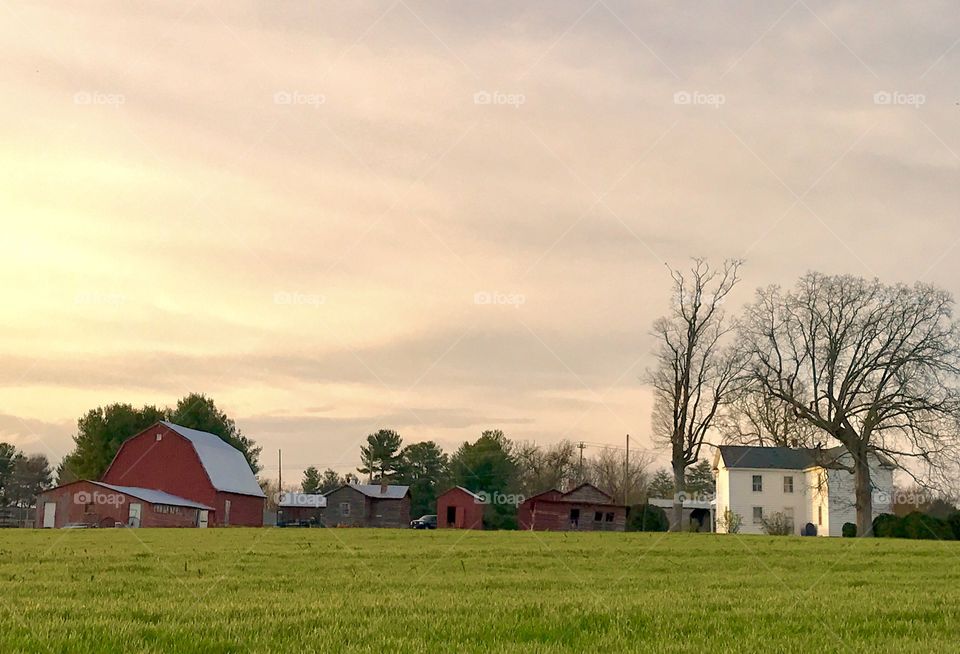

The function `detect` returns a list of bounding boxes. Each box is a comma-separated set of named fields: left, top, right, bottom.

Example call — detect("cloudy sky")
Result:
left=2, top=1, right=959, bottom=481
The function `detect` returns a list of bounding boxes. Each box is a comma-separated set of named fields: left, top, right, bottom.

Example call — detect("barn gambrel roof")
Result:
left=161, top=421, right=266, bottom=497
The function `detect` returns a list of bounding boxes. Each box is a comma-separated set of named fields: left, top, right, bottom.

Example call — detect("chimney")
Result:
left=380, top=482, right=388, bottom=495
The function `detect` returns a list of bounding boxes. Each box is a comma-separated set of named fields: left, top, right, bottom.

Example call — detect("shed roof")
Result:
left=161, top=421, right=265, bottom=497
left=92, top=481, right=214, bottom=510
left=333, top=483, right=409, bottom=499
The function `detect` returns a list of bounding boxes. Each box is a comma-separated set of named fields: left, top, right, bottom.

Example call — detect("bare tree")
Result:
left=739, top=273, right=960, bottom=536
left=513, top=440, right=580, bottom=496
left=585, top=447, right=652, bottom=506
left=649, top=258, right=744, bottom=530
left=719, top=385, right=819, bottom=448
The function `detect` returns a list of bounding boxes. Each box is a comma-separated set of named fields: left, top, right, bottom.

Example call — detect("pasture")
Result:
left=1, top=529, right=958, bottom=653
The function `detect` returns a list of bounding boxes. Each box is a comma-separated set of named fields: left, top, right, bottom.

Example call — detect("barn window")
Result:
left=604, top=512, right=614, bottom=522
left=752, top=507, right=763, bottom=524
left=783, top=476, right=794, bottom=493
left=752, top=475, right=763, bottom=492
left=594, top=511, right=603, bottom=522
left=340, top=502, right=351, bottom=516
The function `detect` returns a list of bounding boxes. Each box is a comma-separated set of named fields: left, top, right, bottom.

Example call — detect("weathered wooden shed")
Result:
left=436, top=486, right=485, bottom=529
left=517, top=483, right=626, bottom=532
left=323, top=484, right=410, bottom=528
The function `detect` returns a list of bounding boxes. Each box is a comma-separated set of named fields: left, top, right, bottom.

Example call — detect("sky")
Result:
left=2, top=1, right=959, bottom=482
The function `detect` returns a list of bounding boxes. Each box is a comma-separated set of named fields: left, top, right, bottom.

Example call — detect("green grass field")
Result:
left=1, top=529, right=958, bottom=653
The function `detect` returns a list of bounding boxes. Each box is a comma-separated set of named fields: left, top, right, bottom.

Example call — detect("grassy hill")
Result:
left=1, top=529, right=958, bottom=652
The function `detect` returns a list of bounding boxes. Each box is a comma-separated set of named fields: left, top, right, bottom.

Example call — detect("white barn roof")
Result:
left=93, top=481, right=214, bottom=510
left=161, top=421, right=265, bottom=498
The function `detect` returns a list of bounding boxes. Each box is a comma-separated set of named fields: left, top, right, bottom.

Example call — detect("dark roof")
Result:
left=717, top=445, right=860, bottom=470
left=327, top=484, right=409, bottom=499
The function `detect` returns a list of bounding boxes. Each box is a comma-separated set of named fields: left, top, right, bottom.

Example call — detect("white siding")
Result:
left=718, top=467, right=809, bottom=535
left=824, top=457, right=894, bottom=537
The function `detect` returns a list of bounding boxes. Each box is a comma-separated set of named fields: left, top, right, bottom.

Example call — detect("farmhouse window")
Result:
left=340, top=502, right=351, bottom=516
left=783, top=507, right=795, bottom=530
left=783, top=476, right=794, bottom=493
left=752, top=507, right=763, bottom=524
left=752, top=475, right=763, bottom=492
left=594, top=511, right=603, bottom=522
left=604, top=512, right=614, bottom=522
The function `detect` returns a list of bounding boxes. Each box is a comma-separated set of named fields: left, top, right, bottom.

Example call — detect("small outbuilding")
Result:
left=36, top=480, right=214, bottom=528
left=323, top=483, right=411, bottom=528
left=436, top=486, right=485, bottom=529
left=518, top=483, right=626, bottom=532
left=277, top=492, right=326, bottom=526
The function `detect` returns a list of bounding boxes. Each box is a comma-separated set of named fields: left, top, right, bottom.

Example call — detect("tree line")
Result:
left=297, top=428, right=715, bottom=528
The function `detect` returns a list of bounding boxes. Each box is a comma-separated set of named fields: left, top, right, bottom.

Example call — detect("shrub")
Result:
left=842, top=522, right=857, bottom=538
left=872, top=513, right=903, bottom=538
left=901, top=511, right=954, bottom=540
left=948, top=512, right=960, bottom=540
left=626, top=504, right=669, bottom=532
left=761, top=512, right=793, bottom=536
left=716, top=509, right=743, bottom=534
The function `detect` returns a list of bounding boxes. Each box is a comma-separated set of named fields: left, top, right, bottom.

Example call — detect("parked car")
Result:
left=410, top=515, right=437, bottom=529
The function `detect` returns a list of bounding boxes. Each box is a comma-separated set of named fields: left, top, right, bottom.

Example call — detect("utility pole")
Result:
left=577, top=441, right=586, bottom=481
left=624, top=434, right=630, bottom=506
left=278, top=449, right=283, bottom=494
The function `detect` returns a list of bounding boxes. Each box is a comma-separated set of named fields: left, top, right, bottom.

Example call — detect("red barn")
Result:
left=36, top=480, right=213, bottom=528
left=518, top=483, right=626, bottom=532
left=436, top=486, right=484, bottom=529
left=38, top=421, right=265, bottom=528
left=99, top=421, right=265, bottom=526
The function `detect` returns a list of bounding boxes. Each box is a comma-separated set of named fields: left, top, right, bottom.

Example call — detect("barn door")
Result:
left=128, top=503, right=142, bottom=528
left=43, top=502, right=56, bottom=528
left=198, top=510, right=209, bottom=528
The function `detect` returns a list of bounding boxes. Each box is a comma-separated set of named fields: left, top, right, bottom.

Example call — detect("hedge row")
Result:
left=872, top=511, right=960, bottom=540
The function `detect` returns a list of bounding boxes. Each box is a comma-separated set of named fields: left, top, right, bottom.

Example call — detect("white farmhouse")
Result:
left=713, top=446, right=895, bottom=537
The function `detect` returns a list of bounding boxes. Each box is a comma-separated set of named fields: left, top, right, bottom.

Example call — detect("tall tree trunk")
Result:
left=671, top=462, right=685, bottom=532
left=852, top=444, right=873, bottom=537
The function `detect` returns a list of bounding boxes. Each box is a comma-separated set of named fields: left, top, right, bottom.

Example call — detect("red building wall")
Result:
left=518, top=486, right=627, bottom=532
left=35, top=481, right=204, bottom=528
left=437, top=488, right=484, bottom=529
left=100, top=423, right=263, bottom=526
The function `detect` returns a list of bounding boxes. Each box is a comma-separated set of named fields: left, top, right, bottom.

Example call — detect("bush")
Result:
left=901, top=511, right=954, bottom=540
left=842, top=522, right=857, bottom=538
left=626, top=504, right=669, bottom=532
left=716, top=509, right=743, bottom=534
left=761, top=512, right=793, bottom=536
left=948, top=512, right=960, bottom=540
left=872, top=513, right=903, bottom=538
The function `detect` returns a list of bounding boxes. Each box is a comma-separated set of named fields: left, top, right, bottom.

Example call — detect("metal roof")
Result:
left=338, top=483, right=410, bottom=499
left=455, top=486, right=485, bottom=501
left=161, top=421, right=265, bottom=497
left=93, top=482, right=214, bottom=510
left=278, top=493, right=326, bottom=508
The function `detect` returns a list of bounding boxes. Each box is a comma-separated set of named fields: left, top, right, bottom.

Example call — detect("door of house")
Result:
left=570, top=508, right=580, bottom=529
left=42, top=502, right=56, bottom=528
left=198, top=510, right=208, bottom=528
left=128, top=503, right=142, bottom=528
left=446, top=505, right=457, bottom=527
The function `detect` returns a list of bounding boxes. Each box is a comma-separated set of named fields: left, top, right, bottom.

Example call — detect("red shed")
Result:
left=437, top=486, right=484, bottom=529
left=97, top=421, right=265, bottom=526
left=518, top=483, right=626, bottom=532
left=36, top=480, right=214, bottom=528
